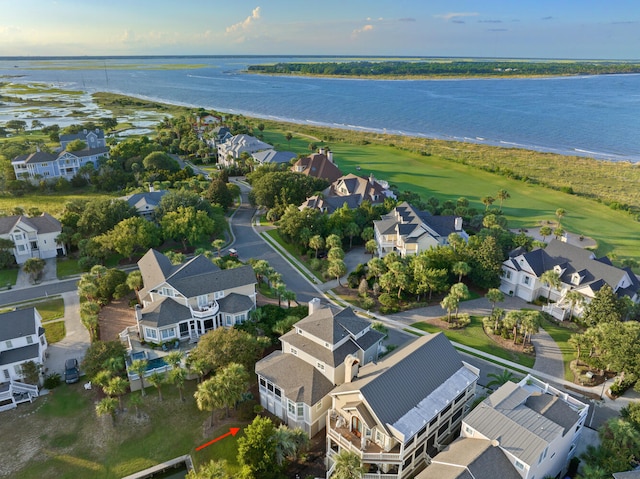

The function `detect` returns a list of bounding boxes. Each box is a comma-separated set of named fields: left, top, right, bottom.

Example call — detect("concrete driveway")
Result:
left=43, top=291, right=90, bottom=379
left=14, top=257, right=57, bottom=289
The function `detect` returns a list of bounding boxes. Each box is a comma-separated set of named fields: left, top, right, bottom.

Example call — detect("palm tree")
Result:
left=540, top=269, right=562, bottom=305
left=186, top=459, right=230, bottom=479
left=344, top=222, right=360, bottom=250
left=440, top=294, right=459, bottom=323
left=126, top=271, right=143, bottom=302
left=485, top=288, right=505, bottom=316
left=103, top=376, right=128, bottom=411
left=128, top=392, right=143, bottom=418
left=129, top=359, right=148, bottom=396
left=96, top=396, right=118, bottom=426
left=365, top=239, right=378, bottom=257
left=502, top=311, right=522, bottom=344
left=169, top=367, right=186, bottom=402
left=282, top=290, right=296, bottom=308
left=496, top=189, right=510, bottom=211
left=555, top=208, right=566, bottom=227
left=216, top=363, right=250, bottom=417
left=22, top=257, right=46, bottom=283
left=309, top=235, right=325, bottom=259
left=328, top=259, right=347, bottom=286
left=102, top=355, right=125, bottom=375
left=147, top=372, right=165, bottom=401
left=165, top=351, right=184, bottom=369
left=565, top=290, right=585, bottom=322
left=481, top=195, right=495, bottom=211
left=539, top=225, right=552, bottom=242
left=521, top=311, right=541, bottom=346
left=93, top=369, right=113, bottom=389
left=486, top=369, right=515, bottom=390
left=285, top=132, right=292, bottom=145
left=195, top=376, right=224, bottom=427
left=272, top=425, right=297, bottom=466
left=452, top=261, right=471, bottom=283
left=331, top=449, right=365, bottom=479
left=211, top=238, right=225, bottom=256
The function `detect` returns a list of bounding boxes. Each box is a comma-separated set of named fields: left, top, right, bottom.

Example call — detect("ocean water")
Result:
left=1, top=56, right=639, bottom=162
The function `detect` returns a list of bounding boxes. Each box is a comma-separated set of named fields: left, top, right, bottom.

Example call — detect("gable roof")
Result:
left=256, top=350, right=334, bottom=405
left=121, top=191, right=168, bottom=212
left=332, top=333, right=477, bottom=438
left=59, top=129, right=105, bottom=143
left=292, top=153, right=343, bottom=182
left=463, top=381, right=580, bottom=466
left=0, top=308, right=39, bottom=341
left=12, top=151, right=57, bottom=164
left=295, top=306, right=372, bottom=344
left=252, top=149, right=297, bottom=165
left=0, top=213, right=61, bottom=235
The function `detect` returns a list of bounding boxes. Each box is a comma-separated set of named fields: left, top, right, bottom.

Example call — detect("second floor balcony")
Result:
left=327, top=416, right=402, bottom=463
left=188, top=300, right=219, bottom=319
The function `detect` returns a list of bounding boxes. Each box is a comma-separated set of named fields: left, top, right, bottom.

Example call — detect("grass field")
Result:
left=57, top=258, right=83, bottom=278
left=6, top=381, right=247, bottom=479
left=0, top=192, right=117, bottom=217
left=44, top=320, right=66, bottom=343
left=0, top=268, right=19, bottom=286
left=23, top=297, right=65, bottom=322
left=412, top=316, right=536, bottom=368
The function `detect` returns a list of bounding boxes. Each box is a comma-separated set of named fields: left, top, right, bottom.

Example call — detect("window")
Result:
left=41, top=162, right=49, bottom=167
left=17, top=244, right=26, bottom=252
left=297, top=403, right=304, bottom=419
left=235, top=313, right=246, bottom=323
left=316, top=400, right=323, bottom=411
left=13, top=233, right=23, bottom=240
left=14, top=365, right=22, bottom=375
left=316, top=362, right=325, bottom=371
left=2, top=369, right=9, bottom=380
left=197, top=295, right=208, bottom=308
left=5, top=340, right=12, bottom=349
left=464, top=425, right=474, bottom=436
left=145, top=328, right=157, bottom=340
left=226, top=315, right=232, bottom=326
left=267, top=383, right=274, bottom=392
left=26, top=336, right=33, bottom=344
left=523, top=276, right=530, bottom=285
left=275, top=387, right=281, bottom=398
left=288, top=400, right=296, bottom=415
left=514, top=460, right=525, bottom=471
left=214, top=291, right=224, bottom=299
left=259, top=378, right=266, bottom=388
left=290, top=347, right=298, bottom=356
left=160, top=328, right=176, bottom=340
left=161, top=287, right=175, bottom=297
left=376, top=430, right=382, bottom=442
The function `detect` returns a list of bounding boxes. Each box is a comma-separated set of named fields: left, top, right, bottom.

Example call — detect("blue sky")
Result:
left=1, top=0, right=638, bottom=58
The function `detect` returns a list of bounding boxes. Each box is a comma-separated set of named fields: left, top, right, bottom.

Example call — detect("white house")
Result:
left=326, top=333, right=480, bottom=479
left=0, top=213, right=65, bottom=264
left=461, top=375, right=589, bottom=479
left=132, top=249, right=257, bottom=345
left=216, top=134, right=272, bottom=166
left=374, top=202, right=468, bottom=257
left=0, top=308, right=46, bottom=411
left=500, top=240, right=640, bottom=320
left=256, top=299, right=385, bottom=437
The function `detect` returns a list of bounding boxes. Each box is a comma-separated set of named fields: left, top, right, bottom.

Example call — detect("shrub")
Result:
left=309, top=258, right=322, bottom=271
left=44, top=372, right=62, bottom=389
left=347, top=272, right=361, bottom=289
left=360, top=296, right=375, bottom=310
left=453, top=313, right=471, bottom=328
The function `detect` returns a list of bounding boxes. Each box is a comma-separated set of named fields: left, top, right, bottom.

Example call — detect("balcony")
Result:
left=328, top=416, right=402, bottom=462
left=189, top=301, right=219, bottom=319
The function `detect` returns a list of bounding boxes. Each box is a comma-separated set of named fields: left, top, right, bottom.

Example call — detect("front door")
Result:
left=352, top=416, right=362, bottom=438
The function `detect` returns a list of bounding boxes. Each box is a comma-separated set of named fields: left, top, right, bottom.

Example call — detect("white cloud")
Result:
left=226, top=6, right=261, bottom=35
left=352, top=24, right=374, bottom=38
left=435, top=12, right=479, bottom=22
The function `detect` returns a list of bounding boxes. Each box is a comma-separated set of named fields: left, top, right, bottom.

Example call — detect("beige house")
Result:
left=326, top=333, right=479, bottom=479
left=374, top=202, right=468, bottom=257
left=256, top=299, right=385, bottom=437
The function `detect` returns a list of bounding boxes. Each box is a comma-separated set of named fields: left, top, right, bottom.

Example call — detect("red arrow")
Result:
left=196, top=427, right=241, bottom=451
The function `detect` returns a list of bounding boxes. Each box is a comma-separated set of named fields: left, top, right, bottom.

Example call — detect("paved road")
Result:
left=0, top=277, right=79, bottom=305
left=229, top=179, right=321, bottom=304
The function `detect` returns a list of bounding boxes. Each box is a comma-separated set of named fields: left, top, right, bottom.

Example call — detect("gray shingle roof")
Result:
left=252, top=149, right=297, bottom=164
left=218, top=293, right=254, bottom=314
left=281, top=330, right=361, bottom=368
left=295, top=306, right=371, bottom=344
left=121, top=191, right=168, bottom=211
left=18, top=151, right=57, bottom=164
left=0, top=213, right=61, bottom=235
left=255, top=351, right=334, bottom=405
left=169, top=264, right=255, bottom=298
left=139, top=296, right=192, bottom=328
left=0, top=343, right=41, bottom=366
left=418, top=438, right=521, bottom=479
left=0, top=308, right=38, bottom=341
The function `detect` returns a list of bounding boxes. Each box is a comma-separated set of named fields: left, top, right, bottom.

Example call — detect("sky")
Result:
left=0, top=0, right=639, bottom=59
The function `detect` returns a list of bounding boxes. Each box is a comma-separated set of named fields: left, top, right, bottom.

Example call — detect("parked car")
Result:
left=64, top=358, right=80, bottom=384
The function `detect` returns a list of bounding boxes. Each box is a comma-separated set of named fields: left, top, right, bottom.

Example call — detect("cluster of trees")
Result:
left=579, top=402, right=640, bottom=478
left=187, top=416, right=310, bottom=479
left=569, top=284, right=640, bottom=394
left=59, top=190, right=227, bottom=269
left=248, top=60, right=640, bottom=78
left=483, top=307, right=542, bottom=348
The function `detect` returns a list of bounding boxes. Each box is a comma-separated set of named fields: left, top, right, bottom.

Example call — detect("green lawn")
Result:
left=0, top=268, right=19, bottom=286
left=44, top=320, right=66, bottom=343
left=412, top=316, right=536, bottom=368
left=23, top=297, right=65, bottom=322
left=10, top=381, right=249, bottom=479
left=57, top=258, right=83, bottom=278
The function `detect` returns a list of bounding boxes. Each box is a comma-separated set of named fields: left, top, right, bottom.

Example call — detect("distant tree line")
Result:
left=248, top=60, right=640, bottom=78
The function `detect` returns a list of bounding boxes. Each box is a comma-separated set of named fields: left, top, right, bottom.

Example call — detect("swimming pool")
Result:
left=146, top=357, right=168, bottom=371
left=130, top=350, right=146, bottom=361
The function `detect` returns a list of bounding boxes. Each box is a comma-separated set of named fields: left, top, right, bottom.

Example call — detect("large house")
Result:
left=460, top=375, right=589, bottom=479
left=326, top=333, right=480, bottom=479
left=300, top=173, right=395, bottom=214
left=0, top=213, right=65, bottom=264
left=0, top=308, right=46, bottom=411
left=251, top=149, right=297, bottom=166
left=120, top=189, right=168, bottom=220
left=133, top=249, right=257, bottom=345
left=374, top=202, right=468, bottom=257
left=216, top=134, right=272, bottom=166
left=256, top=299, right=385, bottom=437
left=500, top=239, right=640, bottom=320
left=12, top=129, right=109, bottom=182
left=292, top=149, right=343, bottom=183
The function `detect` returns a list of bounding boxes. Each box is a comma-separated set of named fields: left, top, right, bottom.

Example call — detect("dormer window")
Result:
left=161, top=287, right=175, bottom=297
left=571, top=274, right=581, bottom=285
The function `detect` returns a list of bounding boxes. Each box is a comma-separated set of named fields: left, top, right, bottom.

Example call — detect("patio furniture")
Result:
left=162, top=343, right=169, bottom=352
left=173, top=340, right=180, bottom=350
